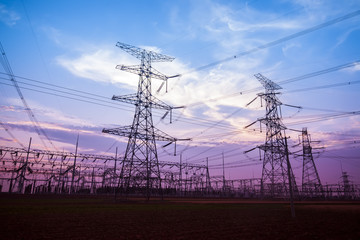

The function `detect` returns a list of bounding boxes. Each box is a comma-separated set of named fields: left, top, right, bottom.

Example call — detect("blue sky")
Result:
left=1, top=0, right=360, bottom=185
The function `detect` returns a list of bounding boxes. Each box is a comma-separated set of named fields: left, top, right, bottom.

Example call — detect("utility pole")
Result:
left=179, top=154, right=182, bottom=195
left=18, top=137, right=32, bottom=194
left=285, top=137, right=296, bottom=218
left=57, top=154, right=64, bottom=194
left=206, top=157, right=211, bottom=194
left=222, top=152, right=226, bottom=193
left=102, top=42, right=190, bottom=200
left=70, top=134, right=79, bottom=194
left=114, top=147, right=118, bottom=200
left=91, top=167, right=95, bottom=194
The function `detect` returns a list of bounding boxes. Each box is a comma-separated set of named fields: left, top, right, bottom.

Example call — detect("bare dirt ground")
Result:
left=0, top=194, right=359, bottom=240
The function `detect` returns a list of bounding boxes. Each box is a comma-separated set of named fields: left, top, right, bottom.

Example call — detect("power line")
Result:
left=209, top=162, right=262, bottom=170
left=0, top=121, right=26, bottom=148
left=2, top=76, right=358, bottom=149
left=283, top=80, right=360, bottom=94
left=1, top=69, right=358, bottom=154
left=285, top=111, right=360, bottom=126
left=0, top=72, right=114, bottom=101
left=278, top=61, right=360, bottom=85
left=185, top=59, right=360, bottom=108
left=179, top=10, right=360, bottom=76
left=0, top=72, right=240, bottom=131
left=0, top=42, right=57, bottom=151
left=2, top=55, right=359, bottom=134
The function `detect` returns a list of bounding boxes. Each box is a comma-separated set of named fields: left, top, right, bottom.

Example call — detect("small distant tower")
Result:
left=341, top=171, right=352, bottom=198
left=301, top=127, right=323, bottom=197
left=102, top=42, right=189, bottom=199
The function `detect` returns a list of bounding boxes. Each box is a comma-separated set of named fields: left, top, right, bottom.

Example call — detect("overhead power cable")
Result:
left=0, top=81, right=240, bottom=133
left=186, top=59, right=360, bottom=108
left=278, top=61, right=360, bottom=85
left=180, top=10, right=360, bottom=76
left=283, top=80, right=360, bottom=94
left=285, top=111, right=360, bottom=126
left=0, top=72, right=238, bottom=130
left=0, top=121, right=26, bottom=148
left=0, top=42, right=57, bottom=150
left=0, top=73, right=246, bottom=132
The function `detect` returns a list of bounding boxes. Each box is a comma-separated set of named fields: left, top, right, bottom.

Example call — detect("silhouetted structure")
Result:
left=102, top=42, right=189, bottom=199
left=300, top=128, right=323, bottom=197
left=246, top=73, right=298, bottom=198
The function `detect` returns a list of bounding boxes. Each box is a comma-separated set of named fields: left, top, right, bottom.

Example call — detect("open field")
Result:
left=1, top=194, right=359, bottom=240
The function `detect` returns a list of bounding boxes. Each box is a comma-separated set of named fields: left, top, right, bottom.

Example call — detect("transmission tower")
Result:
left=102, top=42, right=188, bottom=199
left=246, top=73, right=298, bottom=198
left=300, top=127, right=323, bottom=197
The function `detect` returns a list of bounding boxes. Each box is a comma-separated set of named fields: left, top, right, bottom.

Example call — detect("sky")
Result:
left=0, top=0, right=359, bottom=186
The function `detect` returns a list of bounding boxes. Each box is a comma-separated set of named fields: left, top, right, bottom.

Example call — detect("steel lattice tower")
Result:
left=102, top=42, right=187, bottom=199
left=301, top=127, right=323, bottom=197
left=254, top=73, right=298, bottom=198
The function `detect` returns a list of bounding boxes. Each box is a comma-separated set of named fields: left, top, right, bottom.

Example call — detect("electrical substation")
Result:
left=0, top=41, right=359, bottom=200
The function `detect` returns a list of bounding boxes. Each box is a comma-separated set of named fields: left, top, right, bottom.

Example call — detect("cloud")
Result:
left=4, top=97, right=97, bottom=127
left=333, top=27, right=360, bottom=50
left=52, top=0, right=360, bottom=150
left=6, top=120, right=93, bottom=135
left=0, top=136, right=13, bottom=143
left=214, top=5, right=303, bottom=33
left=346, top=62, right=360, bottom=73
left=0, top=105, right=23, bottom=112
left=57, top=48, right=140, bottom=89
left=41, top=26, right=64, bottom=46
left=282, top=43, right=301, bottom=57
left=53, top=24, right=268, bottom=146
left=0, top=3, right=20, bottom=26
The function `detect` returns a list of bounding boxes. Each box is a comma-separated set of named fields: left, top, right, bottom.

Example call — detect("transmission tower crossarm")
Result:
left=102, top=125, right=181, bottom=142
left=148, top=67, right=170, bottom=81
left=245, top=96, right=258, bottom=107
left=244, top=119, right=259, bottom=129
left=116, top=64, right=174, bottom=82
left=116, top=42, right=175, bottom=62
left=257, top=93, right=283, bottom=106
left=255, top=73, right=282, bottom=90
left=244, top=146, right=258, bottom=154
left=112, top=93, right=174, bottom=111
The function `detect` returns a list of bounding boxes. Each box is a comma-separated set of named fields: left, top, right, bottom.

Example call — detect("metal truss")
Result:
left=0, top=146, right=206, bottom=195
left=102, top=42, right=190, bottom=199
left=115, top=42, right=175, bottom=62
left=300, top=128, right=323, bottom=197
left=246, top=73, right=298, bottom=198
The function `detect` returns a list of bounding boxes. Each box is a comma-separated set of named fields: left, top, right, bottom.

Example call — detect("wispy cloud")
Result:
left=333, top=27, right=360, bottom=50
left=5, top=97, right=97, bottom=127
left=6, top=121, right=93, bottom=135
left=0, top=3, right=20, bottom=26
left=48, top=0, right=360, bottom=149
left=57, top=48, right=140, bottom=89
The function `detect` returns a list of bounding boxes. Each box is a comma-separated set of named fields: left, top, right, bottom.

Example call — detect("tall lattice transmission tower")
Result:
left=102, top=42, right=188, bottom=199
left=300, top=127, right=323, bottom=197
left=246, top=73, right=298, bottom=198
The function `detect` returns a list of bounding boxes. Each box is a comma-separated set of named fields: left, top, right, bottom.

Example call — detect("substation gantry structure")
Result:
left=0, top=145, right=118, bottom=194
left=0, top=145, right=207, bottom=195
left=245, top=73, right=298, bottom=198
left=102, top=42, right=190, bottom=199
